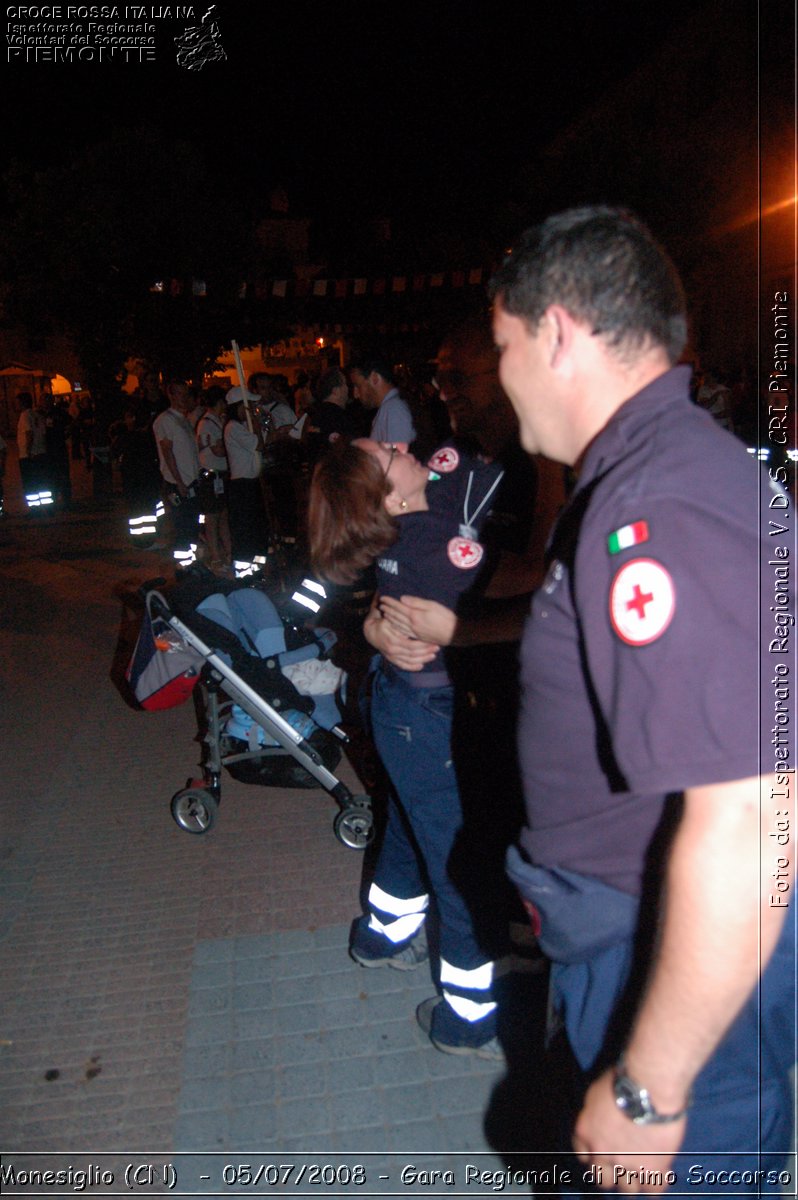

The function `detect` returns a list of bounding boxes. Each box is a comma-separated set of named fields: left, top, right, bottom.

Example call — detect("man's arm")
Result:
left=482, top=456, right=566, bottom=599
left=266, top=403, right=298, bottom=442
left=573, top=773, right=790, bottom=1192
left=481, top=551, right=543, bottom=598
left=379, top=593, right=531, bottom=648
left=199, top=423, right=225, bottom=458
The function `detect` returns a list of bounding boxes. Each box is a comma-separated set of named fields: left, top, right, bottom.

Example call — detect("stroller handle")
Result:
left=139, top=577, right=168, bottom=600
left=145, top=588, right=173, bottom=622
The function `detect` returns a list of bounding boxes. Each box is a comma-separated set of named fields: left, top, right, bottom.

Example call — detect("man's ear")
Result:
left=543, top=304, right=577, bottom=370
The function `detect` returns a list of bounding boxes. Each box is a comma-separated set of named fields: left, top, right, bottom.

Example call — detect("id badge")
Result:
left=213, top=475, right=224, bottom=496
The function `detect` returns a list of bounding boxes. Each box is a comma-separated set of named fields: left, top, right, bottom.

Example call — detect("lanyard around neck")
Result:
left=460, top=469, right=504, bottom=540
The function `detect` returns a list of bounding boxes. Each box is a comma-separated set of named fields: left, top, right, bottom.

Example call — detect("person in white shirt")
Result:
left=152, top=380, right=202, bottom=569
left=16, top=392, right=50, bottom=511
left=248, top=373, right=296, bottom=439
left=223, top=386, right=270, bottom=577
left=196, top=386, right=232, bottom=575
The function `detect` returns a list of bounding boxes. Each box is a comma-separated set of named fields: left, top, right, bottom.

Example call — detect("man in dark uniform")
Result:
left=373, top=321, right=566, bottom=970
left=41, top=391, right=72, bottom=508
left=110, top=406, right=161, bottom=543
left=304, top=367, right=357, bottom=465
left=488, top=207, right=794, bottom=1193
left=432, top=319, right=565, bottom=959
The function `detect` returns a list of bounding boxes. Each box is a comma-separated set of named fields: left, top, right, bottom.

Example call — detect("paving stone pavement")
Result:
left=0, top=457, right=555, bottom=1195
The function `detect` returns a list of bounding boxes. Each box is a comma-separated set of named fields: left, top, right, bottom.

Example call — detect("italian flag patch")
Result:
left=607, top=520, right=649, bottom=555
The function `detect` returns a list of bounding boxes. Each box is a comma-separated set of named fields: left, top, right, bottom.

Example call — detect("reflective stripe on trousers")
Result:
left=234, top=555, right=268, bottom=578
left=366, top=881, right=429, bottom=944
left=439, top=956, right=497, bottom=1022
left=173, top=543, right=198, bottom=567
left=26, top=490, right=54, bottom=508
left=129, top=512, right=159, bottom=537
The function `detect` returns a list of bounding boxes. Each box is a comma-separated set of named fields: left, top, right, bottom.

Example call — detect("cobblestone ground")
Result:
left=0, top=449, right=554, bottom=1196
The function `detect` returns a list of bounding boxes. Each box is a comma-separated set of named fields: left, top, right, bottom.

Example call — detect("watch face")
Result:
left=614, top=1075, right=648, bottom=1121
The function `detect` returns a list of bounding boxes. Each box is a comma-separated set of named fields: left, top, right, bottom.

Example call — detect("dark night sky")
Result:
left=2, top=0, right=789, bottom=378
left=5, top=0, right=707, bottom=228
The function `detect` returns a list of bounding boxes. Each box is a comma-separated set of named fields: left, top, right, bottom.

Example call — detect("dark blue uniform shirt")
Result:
left=517, top=365, right=785, bottom=894
left=376, top=443, right=503, bottom=681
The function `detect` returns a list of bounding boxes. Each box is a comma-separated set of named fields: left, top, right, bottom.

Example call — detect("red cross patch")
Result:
left=609, top=558, right=675, bottom=645
left=447, top=536, right=484, bottom=569
left=428, top=447, right=460, bottom=473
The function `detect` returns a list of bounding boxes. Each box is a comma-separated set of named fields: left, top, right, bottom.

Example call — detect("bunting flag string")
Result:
left=151, top=268, right=487, bottom=300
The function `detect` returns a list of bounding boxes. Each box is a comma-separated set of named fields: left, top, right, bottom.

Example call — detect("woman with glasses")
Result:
left=308, top=437, right=506, bottom=1060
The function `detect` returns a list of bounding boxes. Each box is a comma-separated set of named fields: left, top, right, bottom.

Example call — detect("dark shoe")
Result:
left=416, top=996, right=504, bottom=1062
left=350, top=929, right=428, bottom=971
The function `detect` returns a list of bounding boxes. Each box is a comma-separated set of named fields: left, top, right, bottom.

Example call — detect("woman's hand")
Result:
left=379, top=595, right=458, bottom=647
left=364, top=603, right=439, bottom=671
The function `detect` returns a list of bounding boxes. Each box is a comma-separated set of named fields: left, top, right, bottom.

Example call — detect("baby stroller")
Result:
left=128, top=573, right=374, bottom=850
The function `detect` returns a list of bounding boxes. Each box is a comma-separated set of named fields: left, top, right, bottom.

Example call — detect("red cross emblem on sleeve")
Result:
left=429, top=447, right=460, bottom=473
left=609, top=558, right=675, bottom=645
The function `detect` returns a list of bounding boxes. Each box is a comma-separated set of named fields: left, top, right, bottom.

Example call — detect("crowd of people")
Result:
left=6, top=350, right=786, bottom=534
left=100, top=357, right=452, bottom=577
left=4, top=205, right=794, bottom=1196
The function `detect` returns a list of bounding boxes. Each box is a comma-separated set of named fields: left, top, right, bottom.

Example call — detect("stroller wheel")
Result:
left=333, top=803, right=374, bottom=850
left=171, top=787, right=218, bottom=835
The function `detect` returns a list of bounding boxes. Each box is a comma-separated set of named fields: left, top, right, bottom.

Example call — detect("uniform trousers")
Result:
left=163, top=482, right=200, bottom=551
left=360, top=665, right=496, bottom=1026
left=508, top=856, right=796, bottom=1195
left=228, top=476, right=269, bottom=561
left=20, top=454, right=48, bottom=495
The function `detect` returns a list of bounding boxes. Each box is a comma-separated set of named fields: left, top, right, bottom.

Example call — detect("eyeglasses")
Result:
left=381, top=444, right=398, bottom=476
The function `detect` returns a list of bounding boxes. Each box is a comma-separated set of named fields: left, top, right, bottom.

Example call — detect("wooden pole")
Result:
left=231, top=340, right=254, bottom=434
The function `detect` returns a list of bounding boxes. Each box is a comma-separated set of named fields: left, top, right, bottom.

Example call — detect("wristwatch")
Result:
left=613, top=1057, right=690, bottom=1125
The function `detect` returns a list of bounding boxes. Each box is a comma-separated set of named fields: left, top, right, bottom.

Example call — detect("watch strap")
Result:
left=613, top=1057, right=690, bottom=1125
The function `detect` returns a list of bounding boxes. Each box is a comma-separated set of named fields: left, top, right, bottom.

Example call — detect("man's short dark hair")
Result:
left=316, top=368, right=345, bottom=403
left=204, top=385, right=227, bottom=407
left=352, top=356, right=395, bottom=386
left=490, top=206, right=688, bottom=365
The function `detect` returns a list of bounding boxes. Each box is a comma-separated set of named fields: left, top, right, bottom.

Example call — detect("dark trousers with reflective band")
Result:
left=20, top=454, right=51, bottom=507
left=164, top=483, right=200, bottom=560
left=228, top=477, right=269, bottom=562
left=364, top=666, right=495, bottom=1024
